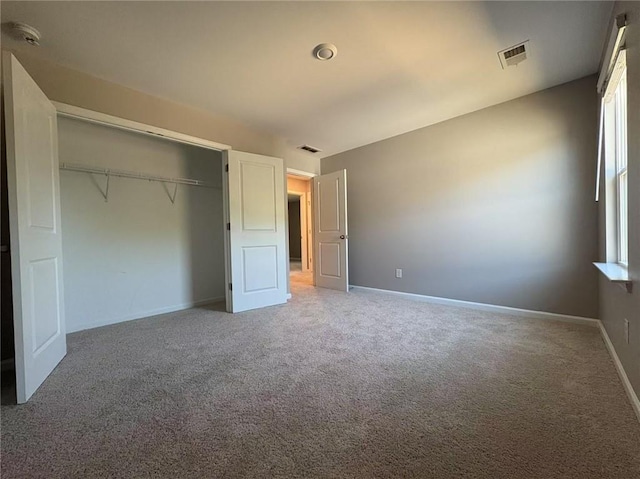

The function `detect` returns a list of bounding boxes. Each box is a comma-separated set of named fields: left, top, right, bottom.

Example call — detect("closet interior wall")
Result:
left=58, top=117, right=225, bottom=332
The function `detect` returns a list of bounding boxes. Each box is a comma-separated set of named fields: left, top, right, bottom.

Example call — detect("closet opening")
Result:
left=3, top=107, right=230, bottom=403
left=58, top=115, right=227, bottom=333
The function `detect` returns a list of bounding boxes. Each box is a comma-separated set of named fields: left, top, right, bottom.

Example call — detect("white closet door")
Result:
left=3, top=52, right=67, bottom=403
left=313, top=169, right=349, bottom=291
left=224, top=151, right=287, bottom=312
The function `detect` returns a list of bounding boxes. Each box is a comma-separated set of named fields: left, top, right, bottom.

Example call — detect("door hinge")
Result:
left=228, top=282, right=233, bottom=291
left=225, top=164, right=229, bottom=172
left=227, top=222, right=231, bottom=231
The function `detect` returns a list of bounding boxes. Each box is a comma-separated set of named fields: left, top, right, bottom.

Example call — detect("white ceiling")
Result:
left=2, top=1, right=612, bottom=157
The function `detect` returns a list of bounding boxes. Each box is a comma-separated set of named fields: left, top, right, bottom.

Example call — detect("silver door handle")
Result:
left=340, top=235, right=347, bottom=240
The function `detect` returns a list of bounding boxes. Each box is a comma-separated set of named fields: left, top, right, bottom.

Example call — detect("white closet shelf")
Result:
left=60, top=162, right=220, bottom=189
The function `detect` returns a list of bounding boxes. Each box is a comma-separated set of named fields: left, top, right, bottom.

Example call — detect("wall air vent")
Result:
left=298, top=145, right=322, bottom=154
left=498, top=40, right=530, bottom=69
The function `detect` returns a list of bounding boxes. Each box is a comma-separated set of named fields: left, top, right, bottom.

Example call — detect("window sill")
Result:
left=593, top=262, right=633, bottom=293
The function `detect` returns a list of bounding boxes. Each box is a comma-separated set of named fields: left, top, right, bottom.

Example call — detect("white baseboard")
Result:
left=67, top=296, right=226, bottom=333
left=598, top=322, right=640, bottom=423
left=350, top=286, right=599, bottom=327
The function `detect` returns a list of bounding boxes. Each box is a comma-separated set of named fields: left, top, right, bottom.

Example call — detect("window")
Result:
left=603, top=50, right=628, bottom=266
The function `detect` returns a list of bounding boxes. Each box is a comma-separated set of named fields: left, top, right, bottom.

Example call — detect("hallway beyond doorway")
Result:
left=290, top=261, right=313, bottom=286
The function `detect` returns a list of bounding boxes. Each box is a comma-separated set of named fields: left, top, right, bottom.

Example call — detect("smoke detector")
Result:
left=498, top=40, right=530, bottom=69
left=10, top=22, right=41, bottom=46
left=313, top=43, right=337, bottom=61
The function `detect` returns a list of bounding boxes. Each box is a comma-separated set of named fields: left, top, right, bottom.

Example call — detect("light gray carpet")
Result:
left=2, top=281, right=640, bottom=478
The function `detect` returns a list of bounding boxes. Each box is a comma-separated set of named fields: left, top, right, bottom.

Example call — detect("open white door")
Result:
left=223, top=150, right=288, bottom=312
left=3, top=53, right=66, bottom=403
left=313, top=169, right=348, bottom=291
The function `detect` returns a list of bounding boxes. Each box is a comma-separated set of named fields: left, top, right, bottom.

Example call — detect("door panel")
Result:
left=319, top=178, right=340, bottom=231
left=314, top=170, right=348, bottom=291
left=29, top=258, right=62, bottom=353
left=242, top=246, right=278, bottom=292
left=319, top=242, right=341, bottom=277
left=240, top=162, right=277, bottom=231
left=225, top=151, right=287, bottom=312
left=3, top=52, right=66, bottom=403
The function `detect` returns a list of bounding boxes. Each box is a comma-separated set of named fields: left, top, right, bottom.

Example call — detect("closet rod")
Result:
left=59, top=162, right=220, bottom=189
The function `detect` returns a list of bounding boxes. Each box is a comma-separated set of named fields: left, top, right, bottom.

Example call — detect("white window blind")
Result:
left=611, top=64, right=628, bottom=265
left=595, top=14, right=626, bottom=202
left=600, top=46, right=628, bottom=266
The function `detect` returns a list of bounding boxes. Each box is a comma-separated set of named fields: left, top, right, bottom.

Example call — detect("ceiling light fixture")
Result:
left=10, top=22, right=41, bottom=46
left=313, top=43, right=337, bottom=61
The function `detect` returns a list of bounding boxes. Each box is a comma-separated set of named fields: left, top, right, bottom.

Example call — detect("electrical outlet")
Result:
left=395, top=268, right=402, bottom=279
left=624, top=318, right=630, bottom=344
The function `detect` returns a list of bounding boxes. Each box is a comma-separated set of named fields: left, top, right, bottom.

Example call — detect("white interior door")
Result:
left=306, top=192, right=314, bottom=273
left=299, top=192, right=309, bottom=272
left=223, top=150, right=288, bottom=312
left=313, top=169, right=348, bottom=291
left=3, top=53, right=66, bottom=403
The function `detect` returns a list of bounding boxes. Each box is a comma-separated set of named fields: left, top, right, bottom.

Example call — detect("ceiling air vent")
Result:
left=298, top=145, right=322, bottom=154
left=498, top=40, right=530, bottom=69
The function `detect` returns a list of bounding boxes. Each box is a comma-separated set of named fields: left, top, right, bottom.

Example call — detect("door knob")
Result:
left=340, top=235, right=346, bottom=240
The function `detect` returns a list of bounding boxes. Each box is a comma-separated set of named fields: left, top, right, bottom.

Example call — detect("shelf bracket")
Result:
left=90, top=172, right=110, bottom=202
left=162, top=181, right=179, bottom=204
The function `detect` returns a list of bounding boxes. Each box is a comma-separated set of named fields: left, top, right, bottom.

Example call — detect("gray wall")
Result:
left=322, top=76, right=599, bottom=319
left=599, top=2, right=640, bottom=398
left=288, top=199, right=302, bottom=260
left=59, top=117, right=225, bottom=332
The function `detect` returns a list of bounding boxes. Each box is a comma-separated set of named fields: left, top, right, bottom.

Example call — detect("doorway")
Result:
left=287, top=174, right=313, bottom=288
left=286, top=169, right=350, bottom=294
